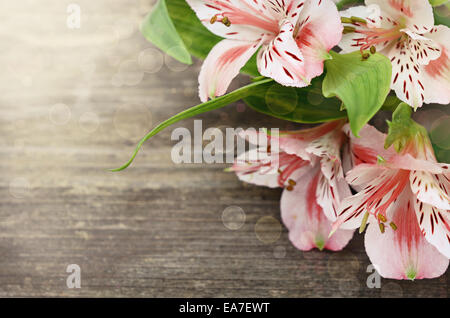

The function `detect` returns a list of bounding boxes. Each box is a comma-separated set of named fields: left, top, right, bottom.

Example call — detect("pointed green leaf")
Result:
left=243, top=77, right=347, bottom=123
left=323, top=51, right=392, bottom=136
left=141, top=0, right=258, bottom=75
left=112, top=79, right=273, bottom=171
left=141, top=0, right=192, bottom=65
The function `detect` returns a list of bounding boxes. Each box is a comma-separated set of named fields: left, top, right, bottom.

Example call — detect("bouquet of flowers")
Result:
left=115, top=0, right=450, bottom=280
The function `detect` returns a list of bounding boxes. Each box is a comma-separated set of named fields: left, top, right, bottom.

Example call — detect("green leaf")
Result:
left=141, top=0, right=192, bottom=65
left=434, top=5, right=450, bottom=27
left=111, top=78, right=273, bottom=171
left=434, top=145, right=450, bottom=163
left=243, top=77, right=347, bottom=123
left=141, top=0, right=258, bottom=76
left=165, top=0, right=259, bottom=76
left=323, top=50, right=392, bottom=137
left=429, top=0, right=449, bottom=7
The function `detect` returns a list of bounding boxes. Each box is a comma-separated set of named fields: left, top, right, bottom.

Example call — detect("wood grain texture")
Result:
left=0, top=0, right=448, bottom=297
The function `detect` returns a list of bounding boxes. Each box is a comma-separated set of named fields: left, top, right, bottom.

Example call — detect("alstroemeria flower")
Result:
left=333, top=123, right=449, bottom=280
left=229, top=121, right=354, bottom=251
left=186, top=0, right=343, bottom=101
left=339, top=0, right=450, bottom=108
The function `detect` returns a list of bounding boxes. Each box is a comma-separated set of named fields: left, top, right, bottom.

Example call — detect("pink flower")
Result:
left=186, top=0, right=343, bottom=101
left=333, top=121, right=449, bottom=280
left=229, top=120, right=354, bottom=251
left=339, top=0, right=450, bottom=108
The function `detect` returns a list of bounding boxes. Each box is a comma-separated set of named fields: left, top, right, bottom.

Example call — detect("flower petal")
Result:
left=344, top=124, right=394, bottom=165
left=257, top=19, right=309, bottom=87
left=281, top=165, right=354, bottom=251
left=346, top=163, right=385, bottom=187
left=365, top=189, right=448, bottom=280
left=422, top=26, right=450, bottom=105
left=199, top=39, right=261, bottom=101
left=388, top=42, right=427, bottom=108
left=306, top=128, right=352, bottom=221
left=294, top=0, right=343, bottom=80
left=278, top=136, right=312, bottom=161
left=278, top=120, right=344, bottom=160
left=410, top=170, right=450, bottom=210
left=414, top=198, right=450, bottom=259
left=365, top=0, right=434, bottom=34
left=186, top=0, right=277, bottom=39
left=306, top=127, right=342, bottom=162
left=339, top=5, right=396, bottom=53
left=401, top=29, right=441, bottom=66
left=316, top=166, right=352, bottom=221
left=231, top=147, right=281, bottom=188
left=334, top=166, right=409, bottom=231
left=387, top=154, right=449, bottom=174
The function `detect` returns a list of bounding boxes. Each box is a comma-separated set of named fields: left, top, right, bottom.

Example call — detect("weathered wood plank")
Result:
left=0, top=0, right=447, bottom=297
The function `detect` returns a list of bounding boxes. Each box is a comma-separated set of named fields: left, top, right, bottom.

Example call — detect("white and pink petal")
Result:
left=422, top=26, right=450, bottom=105
left=365, top=0, right=434, bottom=34
left=334, top=167, right=409, bottom=231
left=277, top=134, right=313, bottom=161
left=186, top=0, right=277, bottom=39
left=278, top=120, right=344, bottom=160
left=401, top=29, right=441, bottom=66
left=258, top=19, right=309, bottom=87
left=281, top=165, right=354, bottom=251
left=344, top=124, right=394, bottom=165
left=388, top=42, right=427, bottom=108
left=410, top=170, right=450, bottom=210
left=345, top=163, right=385, bottom=187
left=231, top=147, right=281, bottom=188
left=294, top=0, right=343, bottom=80
left=306, top=129, right=342, bottom=162
left=365, top=189, right=449, bottom=280
left=338, top=5, right=396, bottom=54
left=387, top=154, right=448, bottom=174
left=316, top=169, right=352, bottom=222
left=198, top=39, right=261, bottom=102
left=414, top=198, right=450, bottom=259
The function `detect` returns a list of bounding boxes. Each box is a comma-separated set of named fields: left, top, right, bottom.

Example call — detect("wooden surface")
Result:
left=0, top=0, right=448, bottom=297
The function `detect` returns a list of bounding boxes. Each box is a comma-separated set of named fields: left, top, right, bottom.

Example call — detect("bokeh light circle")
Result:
left=255, top=216, right=282, bottom=244
left=265, top=84, right=297, bottom=115
left=222, top=206, right=246, bottom=230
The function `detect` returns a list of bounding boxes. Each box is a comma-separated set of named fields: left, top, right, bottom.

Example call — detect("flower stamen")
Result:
left=359, top=211, right=370, bottom=233
left=389, top=222, right=398, bottom=231
left=210, top=14, right=231, bottom=27
left=378, top=214, right=387, bottom=222
left=353, top=26, right=403, bottom=54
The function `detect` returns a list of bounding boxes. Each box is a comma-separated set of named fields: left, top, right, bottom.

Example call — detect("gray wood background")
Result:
left=0, top=0, right=448, bottom=297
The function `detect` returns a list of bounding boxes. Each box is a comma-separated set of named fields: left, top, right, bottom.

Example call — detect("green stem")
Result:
left=111, top=78, right=274, bottom=171
left=336, top=0, right=363, bottom=10
left=380, top=95, right=402, bottom=112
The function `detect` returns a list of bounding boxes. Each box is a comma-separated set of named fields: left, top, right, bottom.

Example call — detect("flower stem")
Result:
left=110, top=78, right=274, bottom=172
left=336, top=0, right=363, bottom=10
